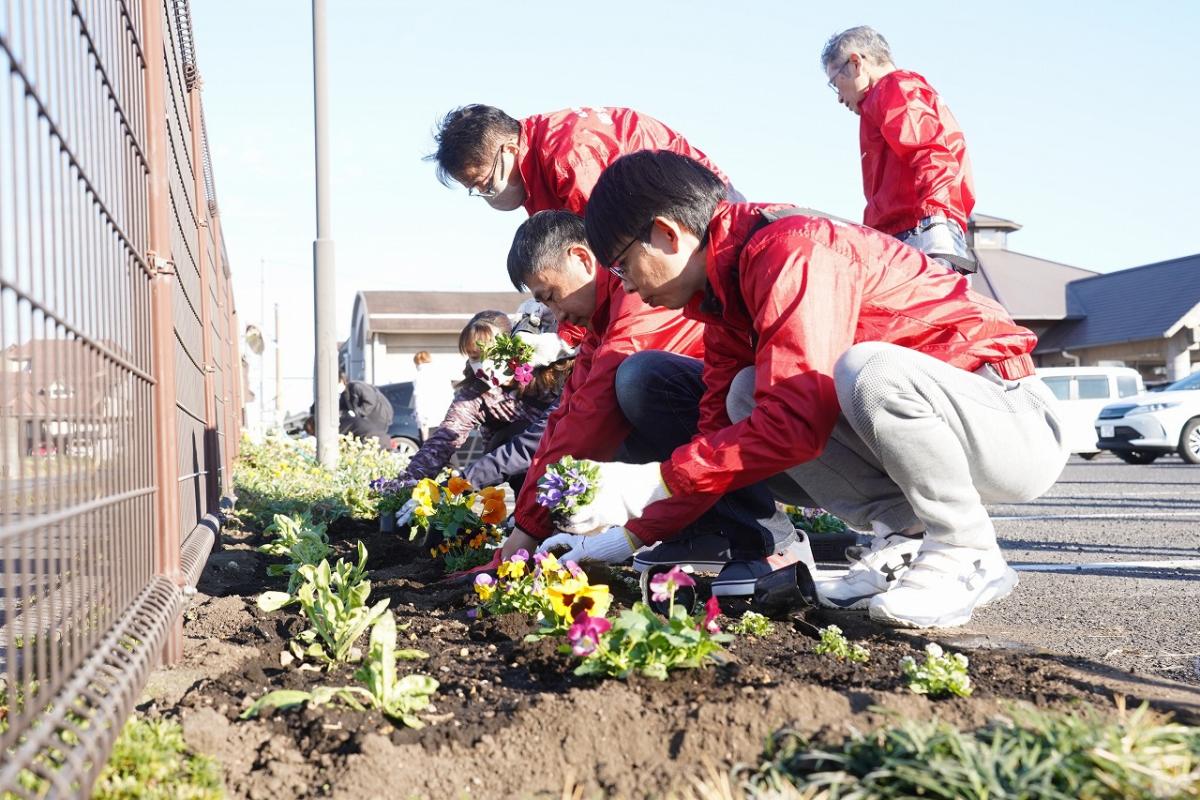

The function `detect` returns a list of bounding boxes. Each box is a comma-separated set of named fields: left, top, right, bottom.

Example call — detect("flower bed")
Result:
left=133, top=440, right=1200, bottom=798
left=148, top=511, right=1200, bottom=799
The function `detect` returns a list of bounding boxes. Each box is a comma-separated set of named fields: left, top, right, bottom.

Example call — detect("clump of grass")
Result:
left=901, top=642, right=971, bottom=698
left=729, top=611, right=775, bottom=638
left=92, top=715, right=224, bottom=800
left=738, top=700, right=1200, bottom=800
left=813, top=625, right=869, bottom=663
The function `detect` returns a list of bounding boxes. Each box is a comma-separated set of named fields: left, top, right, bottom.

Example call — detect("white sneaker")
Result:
left=868, top=541, right=1018, bottom=629
left=814, top=530, right=923, bottom=609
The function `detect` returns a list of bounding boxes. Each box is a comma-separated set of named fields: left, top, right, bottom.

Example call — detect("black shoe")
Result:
left=632, top=532, right=734, bottom=574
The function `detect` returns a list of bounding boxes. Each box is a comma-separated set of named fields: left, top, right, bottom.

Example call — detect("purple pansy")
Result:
left=649, top=565, right=696, bottom=603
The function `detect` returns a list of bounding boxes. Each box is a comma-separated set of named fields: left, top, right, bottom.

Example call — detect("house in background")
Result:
left=342, top=290, right=528, bottom=386
left=966, top=215, right=1199, bottom=384
left=968, top=215, right=1099, bottom=340
left=1033, top=254, right=1200, bottom=383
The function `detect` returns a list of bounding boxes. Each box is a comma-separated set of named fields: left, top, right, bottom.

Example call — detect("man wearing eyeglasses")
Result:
left=497, top=210, right=801, bottom=594
left=540, top=150, right=1067, bottom=630
left=822, top=26, right=976, bottom=274
left=427, top=105, right=741, bottom=214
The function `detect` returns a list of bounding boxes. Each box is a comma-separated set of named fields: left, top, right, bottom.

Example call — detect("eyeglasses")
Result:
left=606, top=221, right=654, bottom=279
left=467, top=145, right=506, bottom=199
left=826, top=58, right=850, bottom=91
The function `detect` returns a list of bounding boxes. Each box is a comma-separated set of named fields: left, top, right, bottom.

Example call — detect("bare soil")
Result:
left=139, top=519, right=1200, bottom=800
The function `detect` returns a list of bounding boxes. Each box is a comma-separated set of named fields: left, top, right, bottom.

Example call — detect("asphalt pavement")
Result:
left=956, top=452, right=1200, bottom=686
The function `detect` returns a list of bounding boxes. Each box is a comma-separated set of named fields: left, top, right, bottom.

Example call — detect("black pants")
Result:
left=614, top=350, right=795, bottom=560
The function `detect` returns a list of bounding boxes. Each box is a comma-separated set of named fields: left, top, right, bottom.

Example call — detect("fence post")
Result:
left=190, top=83, right=220, bottom=514
left=142, top=0, right=185, bottom=664
left=215, top=213, right=241, bottom=481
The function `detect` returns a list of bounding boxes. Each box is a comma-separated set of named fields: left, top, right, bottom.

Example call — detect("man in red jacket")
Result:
left=498, top=211, right=799, bottom=593
left=823, top=26, right=975, bottom=272
left=546, top=151, right=1067, bottom=629
left=427, top=105, right=741, bottom=215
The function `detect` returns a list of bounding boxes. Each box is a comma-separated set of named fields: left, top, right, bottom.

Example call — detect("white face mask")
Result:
left=484, top=175, right=525, bottom=211
left=468, top=359, right=506, bottom=387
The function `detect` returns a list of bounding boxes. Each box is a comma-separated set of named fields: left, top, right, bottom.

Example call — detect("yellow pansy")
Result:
left=546, top=578, right=611, bottom=623
left=497, top=559, right=526, bottom=580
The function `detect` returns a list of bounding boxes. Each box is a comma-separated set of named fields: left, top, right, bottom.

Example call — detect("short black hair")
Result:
left=584, top=150, right=726, bottom=267
left=425, top=105, right=521, bottom=187
left=507, top=211, right=588, bottom=291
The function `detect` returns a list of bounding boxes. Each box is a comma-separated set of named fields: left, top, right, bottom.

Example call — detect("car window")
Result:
left=1076, top=377, right=1110, bottom=400
left=380, top=383, right=413, bottom=408
left=1042, top=376, right=1070, bottom=401
left=1117, top=376, right=1140, bottom=398
left=1165, top=371, right=1200, bottom=392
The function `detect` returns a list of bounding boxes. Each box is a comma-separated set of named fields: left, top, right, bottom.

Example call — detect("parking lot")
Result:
left=955, top=453, right=1200, bottom=686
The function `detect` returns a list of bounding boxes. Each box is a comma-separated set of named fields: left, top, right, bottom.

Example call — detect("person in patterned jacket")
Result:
left=400, top=310, right=569, bottom=497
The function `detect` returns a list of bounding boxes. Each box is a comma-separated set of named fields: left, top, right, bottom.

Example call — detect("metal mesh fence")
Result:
left=0, top=0, right=239, bottom=795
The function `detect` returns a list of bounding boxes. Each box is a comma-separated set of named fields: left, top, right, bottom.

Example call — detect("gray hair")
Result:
left=820, top=26, right=894, bottom=70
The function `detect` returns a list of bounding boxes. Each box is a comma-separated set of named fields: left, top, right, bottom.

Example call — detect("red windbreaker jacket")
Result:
left=626, top=203, right=1036, bottom=544
left=514, top=270, right=706, bottom=540
left=517, top=107, right=729, bottom=216
left=858, top=70, right=975, bottom=235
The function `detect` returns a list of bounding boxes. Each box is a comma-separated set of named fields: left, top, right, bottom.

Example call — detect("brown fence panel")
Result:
left=0, top=0, right=239, bottom=794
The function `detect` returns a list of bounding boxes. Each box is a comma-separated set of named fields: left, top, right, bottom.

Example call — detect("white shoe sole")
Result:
left=814, top=579, right=883, bottom=610
left=868, top=567, right=1019, bottom=629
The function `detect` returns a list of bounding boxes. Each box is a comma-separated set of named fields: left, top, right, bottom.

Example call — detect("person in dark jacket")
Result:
left=338, top=370, right=394, bottom=449
left=306, top=371, right=394, bottom=449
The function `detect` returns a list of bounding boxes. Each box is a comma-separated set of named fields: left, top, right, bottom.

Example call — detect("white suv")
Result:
left=1095, top=371, right=1200, bottom=464
left=1037, top=367, right=1144, bottom=457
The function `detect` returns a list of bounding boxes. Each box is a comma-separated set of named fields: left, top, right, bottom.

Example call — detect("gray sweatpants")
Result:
left=727, top=342, right=1068, bottom=549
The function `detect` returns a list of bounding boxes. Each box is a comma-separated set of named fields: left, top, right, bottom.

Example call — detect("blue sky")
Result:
left=190, top=0, right=1200, bottom=415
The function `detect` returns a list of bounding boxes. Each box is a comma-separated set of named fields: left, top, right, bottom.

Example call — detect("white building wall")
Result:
left=368, top=332, right=463, bottom=388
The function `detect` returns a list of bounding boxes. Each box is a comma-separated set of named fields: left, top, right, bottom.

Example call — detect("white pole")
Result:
left=312, top=0, right=338, bottom=469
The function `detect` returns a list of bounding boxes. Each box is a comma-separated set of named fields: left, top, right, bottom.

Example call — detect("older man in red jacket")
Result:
left=545, top=151, right=1067, bottom=629
left=497, top=211, right=799, bottom=593
left=427, top=105, right=741, bottom=214
left=823, top=26, right=975, bottom=273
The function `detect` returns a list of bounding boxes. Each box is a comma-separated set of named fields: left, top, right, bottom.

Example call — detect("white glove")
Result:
left=394, top=498, right=419, bottom=527
left=538, top=526, right=641, bottom=565
left=515, top=330, right=573, bottom=367
left=558, top=461, right=670, bottom=534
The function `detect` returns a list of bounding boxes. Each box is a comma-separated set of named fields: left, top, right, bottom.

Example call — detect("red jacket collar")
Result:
left=684, top=202, right=789, bottom=323
left=517, top=115, right=554, bottom=215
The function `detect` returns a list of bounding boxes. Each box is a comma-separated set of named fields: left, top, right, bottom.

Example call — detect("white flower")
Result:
left=925, top=642, right=944, bottom=658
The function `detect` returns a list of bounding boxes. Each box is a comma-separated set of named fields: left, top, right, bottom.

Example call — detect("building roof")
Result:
left=352, top=290, right=529, bottom=336
left=969, top=213, right=1022, bottom=232
left=971, top=249, right=1099, bottom=321
left=1035, top=253, right=1200, bottom=353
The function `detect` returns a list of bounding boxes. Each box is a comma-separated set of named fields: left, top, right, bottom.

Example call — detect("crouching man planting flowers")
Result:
left=558, top=150, right=1068, bottom=628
